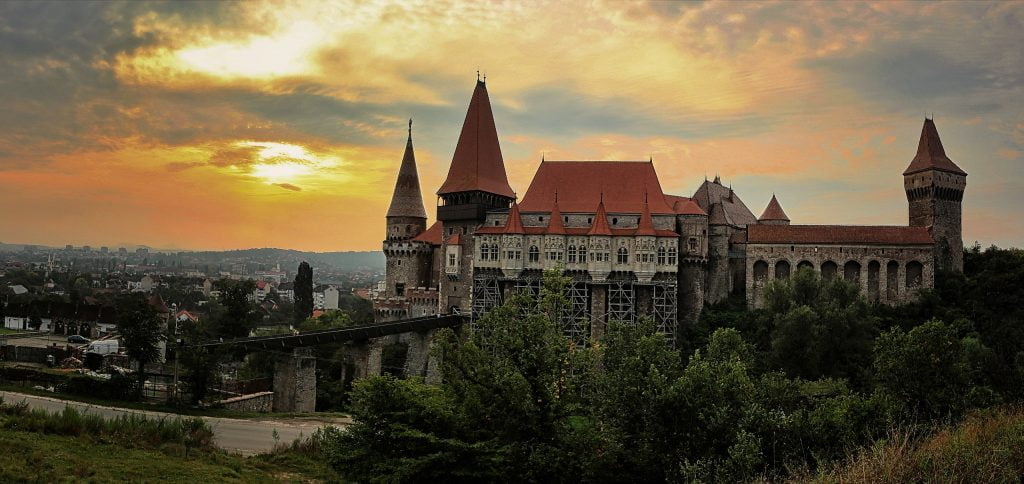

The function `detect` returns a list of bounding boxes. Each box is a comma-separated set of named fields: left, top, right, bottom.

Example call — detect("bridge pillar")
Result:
left=272, top=347, right=316, bottom=413
left=366, top=338, right=384, bottom=377
left=404, top=329, right=433, bottom=378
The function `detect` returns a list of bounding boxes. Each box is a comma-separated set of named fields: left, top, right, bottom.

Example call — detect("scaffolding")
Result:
left=607, top=281, right=635, bottom=324
left=563, top=282, right=590, bottom=346
left=472, top=276, right=502, bottom=318
left=653, top=282, right=678, bottom=346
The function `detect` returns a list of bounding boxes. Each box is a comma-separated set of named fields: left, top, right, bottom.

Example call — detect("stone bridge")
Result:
left=196, top=314, right=466, bottom=412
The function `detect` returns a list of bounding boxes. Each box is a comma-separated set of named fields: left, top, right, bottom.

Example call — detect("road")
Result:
left=0, top=390, right=348, bottom=455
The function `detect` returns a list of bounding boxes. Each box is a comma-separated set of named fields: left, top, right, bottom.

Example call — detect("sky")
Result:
left=0, top=0, right=1021, bottom=252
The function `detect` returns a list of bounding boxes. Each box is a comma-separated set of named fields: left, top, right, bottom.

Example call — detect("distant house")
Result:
left=324, top=286, right=340, bottom=310
left=175, top=310, right=199, bottom=324
left=277, top=282, right=294, bottom=303
left=7, top=284, right=27, bottom=295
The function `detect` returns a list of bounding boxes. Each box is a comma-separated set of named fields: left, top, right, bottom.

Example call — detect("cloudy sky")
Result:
left=0, top=0, right=1021, bottom=252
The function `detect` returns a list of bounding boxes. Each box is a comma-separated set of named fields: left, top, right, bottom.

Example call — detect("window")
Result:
left=406, top=225, right=411, bottom=233
left=495, top=220, right=500, bottom=226
left=567, top=246, right=577, bottom=263
left=668, top=247, right=677, bottom=265
left=688, top=237, right=698, bottom=252
left=448, top=253, right=456, bottom=266
left=395, top=283, right=405, bottom=296
left=528, top=246, right=540, bottom=262
left=617, top=247, right=628, bottom=264
left=612, top=217, right=618, bottom=225
left=657, top=247, right=666, bottom=264
left=397, top=259, right=401, bottom=266
left=539, top=216, right=545, bottom=222
left=579, top=246, right=588, bottom=263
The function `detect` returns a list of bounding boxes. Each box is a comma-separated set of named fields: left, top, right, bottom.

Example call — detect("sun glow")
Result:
left=236, top=141, right=341, bottom=185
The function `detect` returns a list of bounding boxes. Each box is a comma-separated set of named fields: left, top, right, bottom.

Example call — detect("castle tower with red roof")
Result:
left=904, top=118, right=966, bottom=272
left=435, top=79, right=517, bottom=314
left=380, top=121, right=437, bottom=320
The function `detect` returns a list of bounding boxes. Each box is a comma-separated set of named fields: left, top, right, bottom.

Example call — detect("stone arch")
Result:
left=753, top=260, right=769, bottom=282
left=775, top=260, right=791, bottom=279
left=867, top=260, right=880, bottom=302
left=797, top=260, right=814, bottom=272
left=821, top=260, right=838, bottom=280
left=886, top=260, right=899, bottom=300
left=844, top=260, right=862, bottom=284
left=906, top=260, right=924, bottom=288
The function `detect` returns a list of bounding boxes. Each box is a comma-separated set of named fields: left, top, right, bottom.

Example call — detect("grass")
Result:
left=808, top=406, right=1024, bottom=483
left=0, top=398, right=340, bottom=482
left=0, top=430, right=337, bottom=483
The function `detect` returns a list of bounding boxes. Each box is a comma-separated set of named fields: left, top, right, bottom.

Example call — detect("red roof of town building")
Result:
left=412, top=220, right=443, bottom=245
left=587, top=199, right=613, bottom=236
left=437, top=80, right=516, bottom=198
left=904, top=118, right=967, bottom=176
left=448, top=233, right=462, bottom=245
left=386, top=120, right=428, bottom=219
left=747, top=225, right=933, bottom=245
left=759, top=194, right=790, bottom=222
left=519, top=161, right=675, bottom=214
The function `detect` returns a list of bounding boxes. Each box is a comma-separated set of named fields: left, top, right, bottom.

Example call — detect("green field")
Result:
left=0, top=430, right=337, bottom=483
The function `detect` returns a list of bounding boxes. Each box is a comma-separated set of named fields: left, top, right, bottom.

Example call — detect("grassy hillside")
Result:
left=811, top=407, right=1024, bottom=483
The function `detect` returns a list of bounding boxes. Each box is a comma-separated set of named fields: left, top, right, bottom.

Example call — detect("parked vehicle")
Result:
left=67, top=334, right=91, bottom=344
left=86, top=339, right=119, bottom=355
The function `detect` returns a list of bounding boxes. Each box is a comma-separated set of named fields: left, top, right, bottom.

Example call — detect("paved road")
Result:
left=0, top=391, right=348, bottom=455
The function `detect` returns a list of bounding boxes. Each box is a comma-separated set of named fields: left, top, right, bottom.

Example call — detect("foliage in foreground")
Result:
left=814, top=406, right=1024, bottom=483
left=0, top=398, right=214, bottom=454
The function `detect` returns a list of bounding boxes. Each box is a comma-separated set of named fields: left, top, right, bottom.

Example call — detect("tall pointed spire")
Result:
left=437, top=79, right=516, bottom=198
left=904, top=118, right=966, bottom=176
left=386, top=119, right=427, bottom=219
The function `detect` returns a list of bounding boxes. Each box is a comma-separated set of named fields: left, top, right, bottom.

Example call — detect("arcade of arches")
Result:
left=746, top=244, right=934, bottom=308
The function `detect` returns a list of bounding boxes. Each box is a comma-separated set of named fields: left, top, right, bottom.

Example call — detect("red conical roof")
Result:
left=635, top=196, right=657, bottom=236
left=759, top=194, right=789, bottom=222
left=437, top=80, right=516, bottom=198
left=587, top=198, right=612, bottom=236
left=504, top=202, right=525, bottom=234
left=386, top=120, right=427, bottom=219
left=546, top=195, right=566, bottom=234
left=903, top=118, right=966, bottom=176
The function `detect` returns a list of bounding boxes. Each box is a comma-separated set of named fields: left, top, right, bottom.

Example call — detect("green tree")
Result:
left=293, top=261, right=313, bottom=324
left=209, top=279, right=259, bottom=338
left=873, top=320, right=975, bottom=419
left=764, top=268, right=876, bottom=385
left=115, top=293, right=164, bottom=398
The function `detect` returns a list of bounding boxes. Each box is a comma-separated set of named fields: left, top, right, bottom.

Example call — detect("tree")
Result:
left=764, top=268, right=876, bottom=386
left=177, top=320, right=225, bottom=405
left=873, top=320, right=978, bottom=419
left=209, top=279, right=259, bottom=338
left=293, top=261, right=313, bottom=324
left=115, top=293, right=164, bottom=399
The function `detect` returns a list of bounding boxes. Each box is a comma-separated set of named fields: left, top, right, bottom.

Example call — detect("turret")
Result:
left=758, top=194, right=790, bottom=225
left=386, top=119, right=427, bottom=241
left=904, top=118, right=966, bottom=272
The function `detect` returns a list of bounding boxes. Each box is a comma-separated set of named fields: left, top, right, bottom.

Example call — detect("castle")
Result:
left=374, top=79, right=966, bottom=343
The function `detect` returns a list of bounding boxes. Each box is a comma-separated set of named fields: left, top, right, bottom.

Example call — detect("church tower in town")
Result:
left=904, top=118, right=967, bottom=272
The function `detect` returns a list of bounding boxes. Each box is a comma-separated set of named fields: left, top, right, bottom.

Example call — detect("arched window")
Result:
left=567, top=246, right=578, bottom=263
left=579, top=246, right=588, bottom=263
left=528, top=246, right=540, bottom=263
left=617, top=247, right=629, bottom=264
left=667, top=247, right=677, bottom=265
left=753, top=260, right=769, bottom=282
left=821, top=261, right=838, bottom=280
left=906, top=260, right=923, bottom=288
left=775, top=260, right=791, bottom=279
left=657, top=247, right=666, bottom=264
left=844, top=260, right=861, bottom=284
